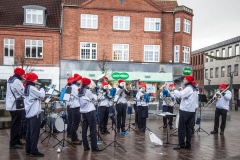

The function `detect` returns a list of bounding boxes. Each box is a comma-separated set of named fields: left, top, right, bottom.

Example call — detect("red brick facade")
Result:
left=191, top=53, right=204, bottom=93
left=62, top=0, right=193, bottom=64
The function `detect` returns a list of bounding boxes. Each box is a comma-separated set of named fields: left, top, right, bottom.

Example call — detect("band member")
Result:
left=136, top=83, right=148, bottom=132
left=133, top=81, right=142, bottom=126
left=24, top=72, right=45, bottom=157
left=173, top=75, right=198, bottom=150
left=79, top=77, right=102, bottom=152
left=69, top=74, right=82, bottom=145
left=211, top=83, right=231, bottom=135
left=114, top=79, right=130, bottom=132
left=6, top=68, right=25, bottom=149
left=66, top=76, right=74, bottom=139
left=161, top=84, right=175, bottom=129
left=98, top=82, right=111, bottom=134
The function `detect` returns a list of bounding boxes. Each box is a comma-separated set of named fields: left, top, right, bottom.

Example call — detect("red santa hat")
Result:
left=14, top=68, right=25, bottom=76
left=185, top=75, right=194, bottom=82
left=25, top=72, right=38, bottom=82
left=169, top=84, right=175, bottom=87
left=104, top=76, right=108, bottom=81
left=102, top=81, right=108, bottom=87
left=67, top=77, right=74, bottom=84
left=219, top=83, right=227, bottom=89
left=81, top=77, right=91, bottom=85
left=118, top=79, right=124, bottom=84
left=141, top=83, right=146, bottom=88
left=73, top=74, right=82, bottom=82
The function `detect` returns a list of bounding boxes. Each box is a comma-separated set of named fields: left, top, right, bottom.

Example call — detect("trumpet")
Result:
left=203, top=86, right=230, bottom=110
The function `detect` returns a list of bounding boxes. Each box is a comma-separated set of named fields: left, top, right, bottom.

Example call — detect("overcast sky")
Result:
left=177, top=0, right=240, bottom=51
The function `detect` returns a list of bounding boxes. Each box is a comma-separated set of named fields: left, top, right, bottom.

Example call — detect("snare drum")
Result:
left=52, top=101, right=67, bottom=113
left=47, top=113, right=67, bottom=132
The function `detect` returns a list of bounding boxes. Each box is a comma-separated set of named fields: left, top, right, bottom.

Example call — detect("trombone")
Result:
left=203, top=86, right=230, bottom=110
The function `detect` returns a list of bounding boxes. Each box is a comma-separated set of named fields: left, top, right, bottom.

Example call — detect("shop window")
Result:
left=0, top=80, right=7, bottom=100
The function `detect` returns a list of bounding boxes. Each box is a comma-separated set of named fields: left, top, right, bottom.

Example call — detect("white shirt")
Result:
left=214, top=90, right=232, bottom=110
left=24, top=86, right=45, bottom=118
left=174, top=85, right=197, bottom=112
left=69, top=84, right=80, bottom=108
left=98, top=90, right=110, bottom=107
left=79, top=89, right=97, bottom=113
left=6, top=77, right=25, bottom=111
left=136, top=91, right=147, bottom=106
left=114, top=87, right=127, bottom=104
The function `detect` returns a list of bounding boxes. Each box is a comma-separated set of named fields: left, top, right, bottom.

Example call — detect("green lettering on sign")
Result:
left=112, top=72, right=129, bottom=80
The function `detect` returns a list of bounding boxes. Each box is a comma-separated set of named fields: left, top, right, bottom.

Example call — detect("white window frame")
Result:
left=205, top=69, right=208, bottom=78
left=25, top=39, right=43, bottom=59
left=113, top=16, right=130, bottom=31
left=236, top=45, right=239, bottom=55
left=80, top=14, right=98, bottom=29
left=222, top=48, right=226, bottom=57
left=112, top=44, right=129, bottom=61
left=174, top=45, right=180, bottom=62
left=175, top=18, right=180, bottom=32
left=144, top=45, right=160, bottom=62
left=80, top=42, right=97, bottom=60
left=26, top=9, right=44, bottom=24
left=144, top=18, right=161, bottom=32
left=184, top=19, right=191, bottom=34
left=210, top=52, right=213, bottom=62
left=4, top=38, right=14, bottom=57
left=216, top=50, right=219, bottom=57
left=183, top=46, right=190, bottom=63
left=228, top=47, right=232, bottom=57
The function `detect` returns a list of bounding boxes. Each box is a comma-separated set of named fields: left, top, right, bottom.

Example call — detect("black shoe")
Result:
left=92, top=147, right=102, bottom=152
left=117, top=129, right=120, bottom=133
left=84, top=147, right=90, bottom=151
left=105, top=131, right=110, bottom=134
left=132, top=123, right=135, bottom=126
left=173, top=145, right=185, bottom=150
left=220, top=131, right=224, bottom=135
left=10, top=144, right=24, bottom=149
left=122, top=130, right=126, bottom=132
left=163, top=125, right=167, bottom=128
left=30, top=152, right=44, bottom=157
left=169, top=126, right=173, bottom=129
left=210, top=130, right=218, bottom=134
left=17, top=141, right=25, bottom=145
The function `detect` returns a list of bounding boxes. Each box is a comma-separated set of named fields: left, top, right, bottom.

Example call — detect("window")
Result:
left=113, top=16, right=130, bottom=30
left=216, top=50, right=219, bottom=57
left=4, top=39, right=14, bottom=57
left=222, top=48, right=225, bottom=57
left=144, top=18, right=161, bottom=32
left=184, top=19, right=191, bottom=33
left=210, top=52, right=213, bottom=62
left=26, top=9, right=43, bottom=24
left=183, top=46, right=190, bottom=63
left=205, top=53, right=208, bottom=62
left=234, top=64, right=239, bottom=76
left=113, top=44, right=129, bottom=61
left=175, top=18, right=180, bottom=32
left=174, top=45, right=180, bottom=62
left=210, top=68, right=213, bottom=78
left=215, top=67, right=219, bottom=78
left=205, top=69, right=208, bottom=78
left=80, top=42, right=97, bottom=60
left=25, top=40, right=43, bottom=58
left=227, top=65, right=231, bottom=77
left=228, top=47, right=232, bottom=57
left=221, top=66, right=225, bottom=77
left=81, top=14, right=98, bottom=29
left=236, top=45, right=239, bottom=55
left=144, top=45, right=160, bottom=62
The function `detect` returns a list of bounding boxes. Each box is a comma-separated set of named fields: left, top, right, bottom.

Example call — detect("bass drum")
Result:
left=47, top=113, right=67, bottom=132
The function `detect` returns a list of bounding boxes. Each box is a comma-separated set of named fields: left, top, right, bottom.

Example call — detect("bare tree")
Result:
left=97, top=51, right=110, bottom=74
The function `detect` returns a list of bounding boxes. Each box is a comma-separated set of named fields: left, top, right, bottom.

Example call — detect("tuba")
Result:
left=159, top=84, right=176, bottom=107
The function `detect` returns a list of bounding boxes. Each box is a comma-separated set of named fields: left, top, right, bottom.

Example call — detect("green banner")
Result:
left=112, top=72, right=129, bottom=80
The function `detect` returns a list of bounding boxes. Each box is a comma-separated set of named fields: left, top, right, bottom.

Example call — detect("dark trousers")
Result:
left=71, top=107, right=81, bottom=141
left=82, top=111, right=97, bottom=149
left=26, top=115, right=41, bottom=154
left=116, top=103, right=127, bottom=131
left=214, top=108, right=228, bottom=132
left=9, top=110, right=22, bottom=145
left=137, top=106, right=147, bottom=130
left=20, top=110, right=27, bottom=139
left=67, top=106, right=73, bottom=137
left=162, top=105, right=173, bottom=126
left=178, top=110, right=195, bottom=148
left=133, top=104, right=138, bottom=125
left=98, top=106, right=109, bottom=132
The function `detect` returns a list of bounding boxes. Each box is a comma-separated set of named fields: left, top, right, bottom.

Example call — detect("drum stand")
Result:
left=41, top=102, right=60, bottom=146
left=53, top=107, right=76, bottom=150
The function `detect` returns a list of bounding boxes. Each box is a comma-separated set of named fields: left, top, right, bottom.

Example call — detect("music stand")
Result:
left=125, top=106, right=139, bottom=134
left=194, top=94, right=210, bottom=135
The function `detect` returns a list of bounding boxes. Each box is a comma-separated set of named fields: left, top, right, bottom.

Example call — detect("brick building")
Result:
left=0, top=0, right=62, bottom=99
left=60, top=0, right=194, bottom=97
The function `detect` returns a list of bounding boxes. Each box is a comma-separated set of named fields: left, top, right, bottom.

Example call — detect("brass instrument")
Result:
left=203, top=86, right=230, bottom=110
left=159, top=83, right=176, bottom=107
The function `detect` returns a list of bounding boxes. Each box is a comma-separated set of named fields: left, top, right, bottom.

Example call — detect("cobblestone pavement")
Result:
left=0, top=108, right=240, bottom=160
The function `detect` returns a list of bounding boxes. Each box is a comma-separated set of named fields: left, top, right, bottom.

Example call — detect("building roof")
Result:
left=193, top=36, right=240, bottom=54
left=0, top=0, right=62, bottom=28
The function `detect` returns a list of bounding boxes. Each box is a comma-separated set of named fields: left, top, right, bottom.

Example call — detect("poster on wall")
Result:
left=146, top=83, right=156, bottom=97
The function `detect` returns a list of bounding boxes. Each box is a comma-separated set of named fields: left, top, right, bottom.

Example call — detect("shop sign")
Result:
left=112, top=72, right=129, bottom=80
left=29, top=69, right=44, bottom=72
left=89, top=74, right=95, bottom=77
left=183, top=68, right=192, bottom=75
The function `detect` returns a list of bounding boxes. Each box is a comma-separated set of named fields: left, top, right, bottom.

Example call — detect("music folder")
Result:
left=59, top=87, right=72, bottom=101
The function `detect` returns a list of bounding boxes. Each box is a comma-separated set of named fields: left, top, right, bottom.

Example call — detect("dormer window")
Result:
left=23, top=5, right=46, bottom=26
